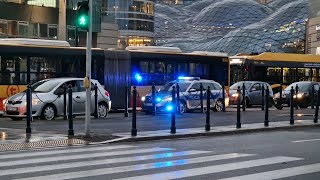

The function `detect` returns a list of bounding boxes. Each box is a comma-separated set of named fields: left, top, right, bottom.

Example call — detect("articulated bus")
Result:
left=229, top=52, right=320, bottom=93
left=0, top=38, right=229, bottom=113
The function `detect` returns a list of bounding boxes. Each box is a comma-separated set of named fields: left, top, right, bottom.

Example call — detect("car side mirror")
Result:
left=189, top=88, right=197, bottom=93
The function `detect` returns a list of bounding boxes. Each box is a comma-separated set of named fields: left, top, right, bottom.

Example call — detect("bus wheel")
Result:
left=41, top=104, right=56, bottom=121
left=11, top=117, right=23, bottom=121
left=98, top=102, right=108, bottom=118
left=214, top=99, right=224, bottom=112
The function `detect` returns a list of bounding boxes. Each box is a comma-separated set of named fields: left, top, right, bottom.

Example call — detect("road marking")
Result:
left=0, top=150, right=209, bottom=176
left=0, top=145, right=135, bottom=159
left=0, top=148, right=172, bottom=167
left=219, top=163, right=320, bottom=180
left=292, top=138, right=320, bottom=143
left=115, top=156, right=302, bottom=180
left=16, top=153, right=255, bottom=180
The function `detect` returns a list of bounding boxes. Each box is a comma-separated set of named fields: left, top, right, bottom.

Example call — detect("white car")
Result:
left=3, top=78, right=111, bottom=120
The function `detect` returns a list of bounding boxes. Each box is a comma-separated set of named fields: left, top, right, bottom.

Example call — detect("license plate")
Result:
left=6, top=107, right=18, bottom=111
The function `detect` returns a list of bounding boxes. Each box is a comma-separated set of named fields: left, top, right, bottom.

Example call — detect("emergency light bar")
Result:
left=177, top=76, right=200, bottom=80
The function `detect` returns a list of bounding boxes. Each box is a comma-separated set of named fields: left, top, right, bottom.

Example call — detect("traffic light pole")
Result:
left=85, top=0, right=92, bottom=137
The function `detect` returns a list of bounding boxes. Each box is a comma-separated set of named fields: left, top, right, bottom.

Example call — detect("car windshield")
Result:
left=159, top=82, right=191, bottom=92
left=32, top=79, right=61, bottom=93
left=230, top=82, right=252, bottom=90
left=284, top=82, right=311, bottom=92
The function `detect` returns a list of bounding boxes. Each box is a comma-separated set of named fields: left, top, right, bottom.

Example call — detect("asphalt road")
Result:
left=1, top=127, right=320, bottom=179
left=0, top=106, right=318, bottom=135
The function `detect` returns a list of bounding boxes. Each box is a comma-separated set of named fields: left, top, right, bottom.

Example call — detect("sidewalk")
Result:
left=0, top=120, right=319, bottom=151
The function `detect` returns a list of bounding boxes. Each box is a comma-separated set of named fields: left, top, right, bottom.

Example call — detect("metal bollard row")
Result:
left=26, top=84, right=32, bottom=134
left=290, top=86, right=294, bottom=125
left=242, top=83, right=246, bottom=111
left=205, top=86, right=211, bottom=131
left=200, top=83, right=204, bottom=113
left=68, top=86, right=74, bottom=136
left=222, top=82, right=226, bottom=112
left=237, top=86, right=241, bottom=128
left=171, top=86, right=176, bottom=134
left=264, top=87, right=269, bottom=127
left=261, top=85, right=265, bottom=111
left=131, top=86, right=137, bottom=136
left=314, top=89, right=320, bottom=123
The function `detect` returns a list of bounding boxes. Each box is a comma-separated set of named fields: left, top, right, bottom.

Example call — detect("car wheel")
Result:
left=98, top=102, right=108, bottom=118
left=41, top=104, right=56, bottom=121
left=214, top=99, right=224, bottom=112
left=11, top=117, right=23, bottom=121
left=178, top=101, right=187, bottom=114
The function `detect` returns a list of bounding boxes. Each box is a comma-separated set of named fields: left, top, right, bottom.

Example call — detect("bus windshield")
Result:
left=159, top=82, right=191, bottom=92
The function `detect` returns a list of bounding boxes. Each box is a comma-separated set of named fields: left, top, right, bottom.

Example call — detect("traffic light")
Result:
left=77, top=1, right=89, bottom=30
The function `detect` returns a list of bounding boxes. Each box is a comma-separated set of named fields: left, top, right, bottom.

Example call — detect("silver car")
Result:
left=3, top=78, right=111, bottom=120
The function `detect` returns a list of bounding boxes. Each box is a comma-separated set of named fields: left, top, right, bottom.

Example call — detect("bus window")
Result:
left=30, top=57, right=58, bottom=83
left=177, top=63, right=188, bottom=76
left=166, top=63, right=173, bottom=74
left=190, top=63, right=204, bottom=76
left=139, top=61, right=148, bottom=73
left=0, top=56, right=27, bottom=84
left=155, top=62, right=165, bottom=74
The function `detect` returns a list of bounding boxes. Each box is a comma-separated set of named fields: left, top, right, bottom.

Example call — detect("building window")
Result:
left=0, top=19, right=7, bottom=35
left=48, top=24, right=58, bottom=39
left=39, top=24, right=48, bottom=38
left=7, top=21, right=18, bottom=36
left=29, top=23, right=39, bottom=37
left=18, top=21, right=28, bottom=37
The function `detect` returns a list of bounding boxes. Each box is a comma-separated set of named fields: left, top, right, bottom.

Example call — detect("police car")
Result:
left=142, top=77, right=229, bottom=113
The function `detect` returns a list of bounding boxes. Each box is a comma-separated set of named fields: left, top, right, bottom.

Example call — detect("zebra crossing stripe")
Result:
left=0, top=145, right=135, bottom=159
left=0, top=148, right=172, bottom=167
left=0, top=150, right=209, bottom=176
left=15, top=153, right=255, bottom=180
left=115, top=156, right=302, bottom=180
left=219, top=163, right=320, bottom=180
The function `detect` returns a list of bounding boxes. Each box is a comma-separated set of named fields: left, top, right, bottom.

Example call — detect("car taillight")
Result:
left=105, top=91, right=109, bottom=97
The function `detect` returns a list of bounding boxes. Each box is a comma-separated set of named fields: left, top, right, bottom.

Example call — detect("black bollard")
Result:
left=295, top=84, right=299, bottom=109
left=131, top=86, right=137, bottom=136
left=68, top=86, right=74, bottom=136
left=314, top=89, right=320, bottom=123
left=279, top=84, right=283, bottom=108
left=311, top=84, right=315, bottom=109
left=237, top=86, right=241, bottom=128
left=261, top=85, right=265, bottom=111
left=200, top=83, right=204, bottom=113
left=26, top=85, right=32, bottom=134
left=152, top=85, right=156, bottom=116
left=205, top=86, right=211, bottom=131
left=124, top=84, right=129, bottom=117
left=290, top=86, right=294, bottom=125
left=242, top=83, right=246, bottom=111
left=94, top=83, right=98, bottom=118
left=63, top=84, right=67, bottom=120
left=222, top=83, right=226, bottom=112
left=171, top=86, right=176, bottom=134
left=264, top=87, right=269, bottom=127
left=176, top=83, right=181, bottom=114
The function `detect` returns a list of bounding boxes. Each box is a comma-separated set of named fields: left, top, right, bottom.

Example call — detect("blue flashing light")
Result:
left=134, top=73, right=142, bottom=82
left=166, top=105, right=173, bottom=111
left=156, top=97, right=161, bottom=102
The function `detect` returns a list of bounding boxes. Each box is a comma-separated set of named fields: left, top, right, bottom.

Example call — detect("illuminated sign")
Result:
left=304, top=63, right=320, bottom=68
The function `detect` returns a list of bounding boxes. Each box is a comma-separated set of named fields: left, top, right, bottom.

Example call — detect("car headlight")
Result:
left=32, top=99, right=40, bottom=105
left=2, top=98, right=7, bottom=106
left=141, top=96, right=146, bottom=101
left=293, top=93, right=304, bottom=99
left=162, top=97, right=172, bottom=102
left=231, top=93, right=239, bottom=98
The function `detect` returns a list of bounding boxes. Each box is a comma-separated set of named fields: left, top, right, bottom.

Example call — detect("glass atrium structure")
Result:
left=103, top=0, right=155, bottom=47
left=155, top=0, right=308, bottom=55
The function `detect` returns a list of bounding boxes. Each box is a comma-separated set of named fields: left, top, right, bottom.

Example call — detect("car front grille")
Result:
left=8, top=101, right=22, bottom=105
left=6, top=111, right=19, bottom=115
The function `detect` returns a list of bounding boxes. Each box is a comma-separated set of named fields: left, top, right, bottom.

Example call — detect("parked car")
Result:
left=3, top=78, right=111, bottom=120
left=273, top=81, right=320, bottom=109
left=141, top=77, right=229, bottom=113
left=229, top=81, right=274, bottom=107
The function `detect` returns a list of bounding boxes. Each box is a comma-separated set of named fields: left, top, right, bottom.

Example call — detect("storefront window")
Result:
left=39, top=24, right=48, bottom=38
left=48, top=24, right=58, bottom=39
left=7, top=20, right=18, bottom=36
left=18, top=21, right=28, bottom=37
left=29, top=23, right=38, bottom=37
left=0, top=19, right=7, bottom=35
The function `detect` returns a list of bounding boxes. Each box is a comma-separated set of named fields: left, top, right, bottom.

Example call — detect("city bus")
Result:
left=0, top=38, right=230, bottom=113
left=229, top=52, right=320, bottom=93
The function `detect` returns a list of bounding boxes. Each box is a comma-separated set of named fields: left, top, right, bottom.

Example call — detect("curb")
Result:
left=103, top=123, right=320, bottom=144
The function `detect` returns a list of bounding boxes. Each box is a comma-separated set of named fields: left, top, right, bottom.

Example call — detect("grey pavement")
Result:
left=0, top=128, right=320, bottom=179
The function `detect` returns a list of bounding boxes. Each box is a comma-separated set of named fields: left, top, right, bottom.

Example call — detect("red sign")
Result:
left=6, top=85, right=20, bottom=97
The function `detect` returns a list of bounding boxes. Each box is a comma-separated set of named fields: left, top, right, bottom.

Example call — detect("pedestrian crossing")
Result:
left=0, top=144, right=319, bottom=180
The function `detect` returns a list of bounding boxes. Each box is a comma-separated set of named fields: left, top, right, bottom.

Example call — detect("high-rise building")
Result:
left=306, top=0, right=320, bottom=55
left=102, top=0, right=155, bottom=48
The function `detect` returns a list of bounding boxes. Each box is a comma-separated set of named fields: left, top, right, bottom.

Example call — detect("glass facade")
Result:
left=103, top=0, right=155, bottom=47
left=155, top=0, right=308, bottom=55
